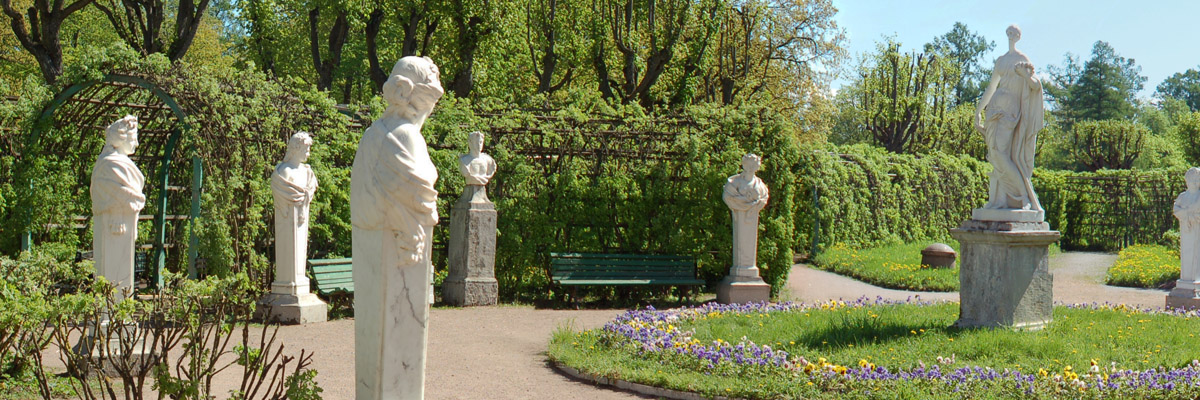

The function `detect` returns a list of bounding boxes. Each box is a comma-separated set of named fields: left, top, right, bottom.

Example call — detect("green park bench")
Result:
left=549, top=252, right=704, bottom=304
left=308, top=258, right=353, bottom=307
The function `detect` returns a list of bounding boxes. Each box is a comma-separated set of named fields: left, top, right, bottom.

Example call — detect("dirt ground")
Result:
left=40, top=251, right=1165, bottom=399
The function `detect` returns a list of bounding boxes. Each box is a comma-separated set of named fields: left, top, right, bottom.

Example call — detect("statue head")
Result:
left=382, top=56, right=444, bottom=120
left=105, top=115, right=139, bottom=155
left=1006, top=24, right=1022, bottom=43
left=285, top=131, right=313, bottom=164
left=741, top=153, right=761, bottom=175
left=1188, top=167, right=1200, bottom=191
left=467, top=131, right=485, bottom=156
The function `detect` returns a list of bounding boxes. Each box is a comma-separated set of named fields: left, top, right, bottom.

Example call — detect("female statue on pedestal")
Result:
left=975, top=24, right=1044, bottom=214
left=91, top=115, right=145, bottom=301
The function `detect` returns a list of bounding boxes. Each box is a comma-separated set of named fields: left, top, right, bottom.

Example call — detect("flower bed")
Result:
left=811, top=242, right=960, bottom=291
left=549, top=298, right=1200, bottom=399
left=1106, top=244, right=1180, bottom=288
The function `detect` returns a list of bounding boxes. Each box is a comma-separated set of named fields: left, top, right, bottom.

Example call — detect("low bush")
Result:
left=811, top=242, right=960, bottom=292
left=1105, top=244, right=1179, bottom=288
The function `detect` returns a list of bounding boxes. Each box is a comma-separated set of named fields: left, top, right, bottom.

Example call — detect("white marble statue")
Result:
left=351, top=56, right=443, bottom=400
left=259, top=131, right=326, bottom=324
left=91, top=115, right=145, bottom=301
left=974, top=24, right=1044, bottom=218
left=458, top=131, right=496, bottom=186
left=724, top=153, right=769, bottom=275
left=1174, top=167, right=1200, bottom=295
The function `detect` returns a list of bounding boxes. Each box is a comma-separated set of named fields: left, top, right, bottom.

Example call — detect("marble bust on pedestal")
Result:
left=1168, top=167, right=1200, bottom=310
left=258, top=131, right=327, bottom=324
left=444, top=130, right=499, bottom=306
left=91, top=115, right=145, bottom=301
left=716, top=153, right=771, bottom=304
left=351, top=56, right=443, bottom=400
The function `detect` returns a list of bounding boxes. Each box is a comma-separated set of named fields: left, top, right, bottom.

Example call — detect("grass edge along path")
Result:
left=549, top=298, right=1200, bottom=399
left=811, top=242, right=961, bottom=292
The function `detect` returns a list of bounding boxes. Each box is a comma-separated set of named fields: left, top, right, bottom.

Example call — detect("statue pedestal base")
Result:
left=72, top=323, right=157, bottom=377
left=354, top=229, right=431, bottom=400
left=256, top=292, right=327, bottom=324
left=1167, top=281, right=1200, bottom=310
left=444, top=186, right=498, bottom=307
left=950, top=219, right=1059, bottom=330
left=716, top=269, right=770, bottom=304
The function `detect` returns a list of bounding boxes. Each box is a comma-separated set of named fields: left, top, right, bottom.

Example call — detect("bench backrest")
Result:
left=550, top=253, right=696, bottom=280
left=308, top=258, right=353, bottom=294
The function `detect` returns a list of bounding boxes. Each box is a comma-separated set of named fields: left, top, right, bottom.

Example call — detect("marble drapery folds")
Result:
left=91, top=115, right=145, bottom=301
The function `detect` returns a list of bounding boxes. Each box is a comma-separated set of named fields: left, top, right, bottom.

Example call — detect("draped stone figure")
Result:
left=974, top=24, right=1045, bottom=220
left=445, top=130, right=499, bottom=306
left=351, top=56, right=443, bottom=400
left=259, top=131, right=326, bottom=324
left=1170, top=167, right=1200, bottom=307
left=91, top=115, right=145, bottom=301
left=716, top=154, right=771, bottom=304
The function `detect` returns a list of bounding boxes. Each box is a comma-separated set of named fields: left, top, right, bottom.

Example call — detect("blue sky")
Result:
left=830, top=0, right=1200, bottom=99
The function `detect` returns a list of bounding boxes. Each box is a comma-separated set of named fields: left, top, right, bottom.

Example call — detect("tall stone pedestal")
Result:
left=716, top=267, right=771, bottom=304
left=950, top=219, right=1060, bottom=330
left=257, top=291, right=327, bottom=324
left=444, top=185, right=498, bottom=306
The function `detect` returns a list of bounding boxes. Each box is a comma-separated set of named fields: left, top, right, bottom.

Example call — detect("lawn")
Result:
left=1106, top=244, right=1179, bottom=288
left=550, top=299, right=1200, bottom=399
left=811, top=242, right=961, bottom=291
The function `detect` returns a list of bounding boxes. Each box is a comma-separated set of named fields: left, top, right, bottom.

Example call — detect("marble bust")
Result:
left=351, top=56, right=443, bottom=400
left=90, top=115, right=146, bottom=301
left=259, top=131, right=326, bottom=324
left=1173, top=167, right=1200, bottom=298
left=723, top=153, right=769, bottom=273
left=973, top=24, right=1045, bottom=221
left=458, top=131, right=496, bottom=186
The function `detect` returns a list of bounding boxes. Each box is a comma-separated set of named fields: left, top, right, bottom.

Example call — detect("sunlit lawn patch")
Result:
left=812, top=242, right=960, bottom=291
left=1106, top=244, right=1179, bottom=288
left=550, top=298, right=1200, bottom=399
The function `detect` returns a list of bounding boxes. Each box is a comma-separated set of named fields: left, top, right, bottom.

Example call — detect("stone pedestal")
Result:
left=950, top=218, right=1060, bottom=330
left=716, top=267, right=771, bottom=304
left=444, top=185, right=498, bottom=306
left=257, top=292, right=327, bottom=324
left=1167, top=281, right=1200, bottom=310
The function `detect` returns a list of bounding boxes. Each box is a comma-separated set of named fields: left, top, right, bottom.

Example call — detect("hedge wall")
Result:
left=1035, top=168, right=1185, bottom=251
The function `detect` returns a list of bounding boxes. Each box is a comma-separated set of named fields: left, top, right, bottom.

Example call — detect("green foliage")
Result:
left=923, top=22, right=994, bottom=106
left=812, top=241, right=959, bottom=292
left=1047, top=41, right=1147, bottom=126
left=849, top=39, right=961, bottom=154
left=796, top=144, right=989, bottom=251
left=1105, top=244, right=1179, bottom=288
left=1068, top=119, right=1146, bottom=171
left=1034, top=168, right=1185, bottom=251
left=1176, top=111, right=1200, bottom=165
left=1156, top=67, right=1200, bottom=111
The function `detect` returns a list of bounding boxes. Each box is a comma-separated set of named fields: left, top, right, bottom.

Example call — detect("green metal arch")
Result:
left=23, top=74, right=195, bottom=288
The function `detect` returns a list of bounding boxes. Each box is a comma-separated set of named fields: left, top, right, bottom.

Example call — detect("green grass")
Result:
left=1106, top=244, right=1180, bottom=288
left=550, top=302, right=1200, bottom=399
left=811, top=242, right=961, bottom=291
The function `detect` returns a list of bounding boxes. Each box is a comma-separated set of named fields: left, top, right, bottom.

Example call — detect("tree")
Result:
left=0, top=0, right=95, bottom=83
left=591, top=0, right=693, bottom=107
left=445, top=0, right=501, bottom=98
left=306, top=0, right=352, bottom=91
left=851, top=40, right=958, bottom=154
left=524, top=0, right=579, bottom=94
left=1156, top=67, right=1200, bottom=111
left=1070, top=119, right=1146, bottom=171
left=702, top=0, right=844, bottom=108
left=92, top=0, right=213, bottom=61
left=1047, top=41, right=1146, bottom=125
left=924, top=22, right=993, bottom=106
left=365, top=0, right=440, bottom=92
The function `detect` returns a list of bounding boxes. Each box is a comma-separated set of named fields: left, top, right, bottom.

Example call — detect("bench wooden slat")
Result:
left=308, top=258, right=355, bottom=297
left=550, top=252, right=690, bottom=261
left=551, top=259, right=692, bottom=267
left=554, top=279, right=704, bottom=286
left=549, top=253, right=701, bottom=303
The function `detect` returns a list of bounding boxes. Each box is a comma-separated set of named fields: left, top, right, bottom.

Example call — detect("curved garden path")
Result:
left=40, top=251, right=1169, bottom=399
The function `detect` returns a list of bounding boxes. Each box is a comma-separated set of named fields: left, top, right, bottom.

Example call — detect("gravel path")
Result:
left=42, top=251, right=1169, bottom=399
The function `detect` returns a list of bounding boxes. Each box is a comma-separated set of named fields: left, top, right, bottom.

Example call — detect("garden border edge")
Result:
left=550, top=360, right=743, bottom=400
